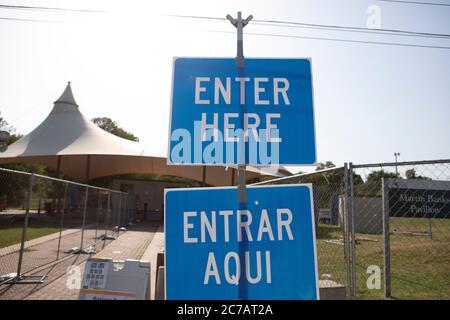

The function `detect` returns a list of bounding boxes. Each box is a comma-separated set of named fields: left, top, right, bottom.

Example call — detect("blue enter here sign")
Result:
left=164, top=184, right=319, bottom=300
left=168, top=58, right=316, bottom=166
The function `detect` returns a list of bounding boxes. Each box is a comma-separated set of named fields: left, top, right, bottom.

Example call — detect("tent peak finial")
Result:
left=55, top=82, right=78, bottom=108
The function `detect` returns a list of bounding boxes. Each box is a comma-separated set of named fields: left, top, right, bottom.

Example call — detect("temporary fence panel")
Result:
left=253, top=166, right=350, bottom=299
left=0, top=167, right=128, bottom=286
left=350, top=160, right=450, bottom=300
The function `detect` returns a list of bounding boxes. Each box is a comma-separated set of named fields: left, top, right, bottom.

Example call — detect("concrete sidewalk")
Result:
left=0, top=227, right=89, bottom=257
left=141, top=224, right=165, bottom=300
left=24, top=227, right=158, bottom=300
left=0, top=227, right=102, bottom=282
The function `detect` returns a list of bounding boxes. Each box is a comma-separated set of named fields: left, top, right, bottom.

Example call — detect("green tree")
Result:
left=0, top=163, right=50, bottom=207
left=366, top=170, right=399, bottom=184
left=0, top=112, right=11, bottom=132
left=0, top=112, right=22, bottom=145
left=92, top=117, right=139, bottom=142
left=316, top=161, right=336, bottom=171
left=354, top=169, right=399, bottom=197
left=405, top=168, right=430, bottom=180
left=0, top=113, right=55, bottom=207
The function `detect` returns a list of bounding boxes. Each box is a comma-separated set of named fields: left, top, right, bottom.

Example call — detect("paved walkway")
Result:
left=0, top=237, right=111, bottom=300
left=141, top=225, right=165, bottom=300
left=0, top=225, right=95, bottom=257
left=0, top=227, right=100, bottom=278
left=0, top=223, right=159, bottom=300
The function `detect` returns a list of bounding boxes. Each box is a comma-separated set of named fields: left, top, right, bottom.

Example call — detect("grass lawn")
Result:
left=315, top=218, right=450, bottom=300
left=316, top=224, right=348, bottom=286
left=356, top=217, right=450, bottom=300
left=0, top=226, right=62, bottom=249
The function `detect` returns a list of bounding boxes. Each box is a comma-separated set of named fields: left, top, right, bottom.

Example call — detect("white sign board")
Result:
left=79, top=258, right=150, bottom=300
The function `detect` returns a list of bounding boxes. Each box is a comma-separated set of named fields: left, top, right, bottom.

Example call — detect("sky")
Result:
left=0, top=0, right=449, bottom=174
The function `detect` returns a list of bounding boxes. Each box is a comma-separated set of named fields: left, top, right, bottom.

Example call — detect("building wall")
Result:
left=339, top=196, right=383, bottom=234
left=111, top=179, right=189, bottom=220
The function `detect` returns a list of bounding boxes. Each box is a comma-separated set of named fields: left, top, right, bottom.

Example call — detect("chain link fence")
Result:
left=253, top=159, right=450, bottom=300
left=0, top=167, right=129, bottom=286
left=253, top=166, right=351, bottom=299
left=2, top=159, right=449, bottom=299
left=349, top=160, right=450, bottom=300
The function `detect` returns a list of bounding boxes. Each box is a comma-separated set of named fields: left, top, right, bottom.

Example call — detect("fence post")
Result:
left=103, top=192, right=111, bottom=247
left=79, top=186, right=89, bottom=250
left=349, top=162, right=357, bottom=299
left=56, top=183, right=68, bottom=260
left=95, top=191, right=101, bottom=242
left=382, top=178, right=392, bottom=298
left=117, top=194, right=122, bottom=235
left=16, top=173, right=35, bottom=278
left=123, top=193, right=127, bottom=226
left=343, top=163, right=352, bottom=299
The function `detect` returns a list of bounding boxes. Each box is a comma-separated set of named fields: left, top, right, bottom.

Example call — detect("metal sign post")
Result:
left=226, top=11, right=252, bottom=203
left=165, top=11, right=319, bottom=300
left=227, top=11, right=253, bottom=299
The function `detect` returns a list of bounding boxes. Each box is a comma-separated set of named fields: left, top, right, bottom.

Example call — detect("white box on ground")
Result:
left=79, top=258, right=150, bottom=300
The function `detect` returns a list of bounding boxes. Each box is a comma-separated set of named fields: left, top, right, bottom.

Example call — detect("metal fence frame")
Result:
left=349, top=159, right=450, bottom=300
left=2, top=159, right=449, bottom=298
left=0, top=167, right=129, bottom=285
left=252, top=158, right=450, bottom=300
left=252, top=165, right=352, bottom=299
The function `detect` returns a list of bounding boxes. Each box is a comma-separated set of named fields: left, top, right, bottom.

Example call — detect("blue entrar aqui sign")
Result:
left=164, top=184, right=319, bottom=300
left=168, top=58, right=316, bottom=166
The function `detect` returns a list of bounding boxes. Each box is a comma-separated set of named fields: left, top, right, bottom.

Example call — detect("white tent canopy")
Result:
left=0, top=83, right=289, bottom=185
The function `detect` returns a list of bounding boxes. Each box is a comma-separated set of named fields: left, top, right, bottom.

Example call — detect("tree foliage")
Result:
left=0, top=113, right=57, bottom=207
left=316, top=161, right=336, bottom=171
left=0, top=112, right=22, bottom=145
left=354, top=170, right=399, bottom=197
left=0, top=163, right=52, bottom=207
left=92, top=117, right=139, bottom=142
left=405, top=168, right=430, bottom=180
left=366, top=170, right=399, bottom=184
